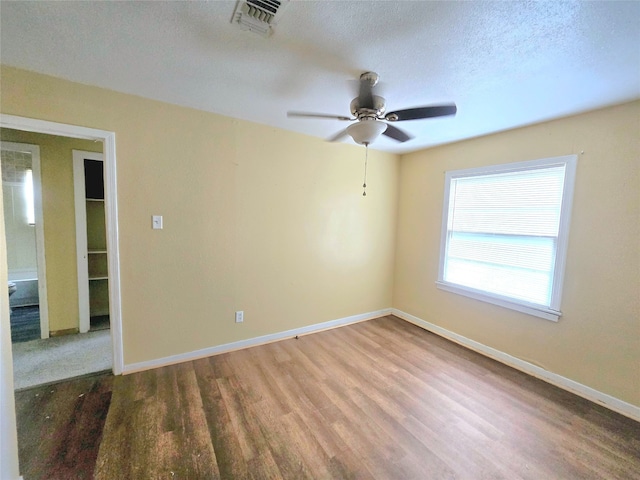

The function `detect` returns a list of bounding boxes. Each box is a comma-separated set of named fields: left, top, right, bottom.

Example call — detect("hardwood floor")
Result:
left=16, top=315, right=640, bottom=479
left=15, top=373, right=113, bottom=480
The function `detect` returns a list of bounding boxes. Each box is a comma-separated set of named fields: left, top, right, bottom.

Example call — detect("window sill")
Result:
left=435, top=281, right=561, bottom=322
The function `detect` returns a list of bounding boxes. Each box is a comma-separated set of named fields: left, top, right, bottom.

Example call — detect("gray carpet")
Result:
left=12, top=329, right=112, bottom=390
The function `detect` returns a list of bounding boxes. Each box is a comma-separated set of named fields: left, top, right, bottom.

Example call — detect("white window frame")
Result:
left=436, top=155, right=578, bottom=322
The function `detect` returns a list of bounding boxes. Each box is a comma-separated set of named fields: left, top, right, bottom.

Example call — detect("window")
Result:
left=437, top=155, right=577, bottom=321
left=24, top=168, right=35, bottom=225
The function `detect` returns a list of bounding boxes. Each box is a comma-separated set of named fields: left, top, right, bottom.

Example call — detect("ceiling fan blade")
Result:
left=385, top=104, right=457, bottom=121
left=287, top=111, right=353, bottom=121
left=327, top=129, right=349, bottom=142
left=382, top=124, right=413, bottom=143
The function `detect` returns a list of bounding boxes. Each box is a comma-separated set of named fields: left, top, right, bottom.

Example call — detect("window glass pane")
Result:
left=444, top=232, right=555, bottom=305
left=442, top=163, right=568, bottom=309
left=446, top=232, right=556, bottom=272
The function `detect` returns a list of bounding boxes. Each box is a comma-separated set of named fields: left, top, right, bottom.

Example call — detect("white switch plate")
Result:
left=152, top=215, right=163, bottom=230
left=235, top=311, right=244, bottom=323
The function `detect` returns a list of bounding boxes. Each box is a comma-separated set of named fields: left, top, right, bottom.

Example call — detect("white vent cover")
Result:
left=231, top=0, right=289, bottom=37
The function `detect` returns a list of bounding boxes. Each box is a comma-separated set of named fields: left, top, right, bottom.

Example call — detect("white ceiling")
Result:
left=1, top=1, right=639, bottom=153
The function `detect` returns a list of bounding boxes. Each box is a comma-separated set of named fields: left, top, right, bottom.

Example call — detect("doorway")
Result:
left=0, top=115, right=123, bottom=375
left=0, top=115, right=123, bottom=480
left=1, top=141, right=49, bottom=343
left=0, top=130, right=116, bottom=389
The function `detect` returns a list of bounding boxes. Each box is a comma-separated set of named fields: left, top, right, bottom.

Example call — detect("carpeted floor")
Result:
left=10, top=306, right=41, bottom=343
left=12, top=329, right=112, bottom=390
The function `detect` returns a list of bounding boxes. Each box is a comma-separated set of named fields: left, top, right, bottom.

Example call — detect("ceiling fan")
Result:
left=287, top=72, right=457, bottom=146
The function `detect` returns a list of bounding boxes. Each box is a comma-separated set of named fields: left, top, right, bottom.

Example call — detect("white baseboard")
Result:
left=392, top=308, right=640, bottom=423
left=123, top=308, right=392, bottom=374
left=122, top=306, right=639, bottom=422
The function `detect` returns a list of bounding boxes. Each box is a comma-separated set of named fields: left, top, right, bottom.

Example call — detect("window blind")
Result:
left=443, top=165, right=567, bottom=307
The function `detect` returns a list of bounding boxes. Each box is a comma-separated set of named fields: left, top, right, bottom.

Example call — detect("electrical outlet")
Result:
left=235, top=311, right=244, bottom=323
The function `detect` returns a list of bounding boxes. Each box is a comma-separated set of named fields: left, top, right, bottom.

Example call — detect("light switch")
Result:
left=152, top=215, right=163, bottom=230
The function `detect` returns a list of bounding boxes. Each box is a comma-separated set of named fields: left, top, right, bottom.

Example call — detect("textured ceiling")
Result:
left=1, top=1, right=639, bottom=153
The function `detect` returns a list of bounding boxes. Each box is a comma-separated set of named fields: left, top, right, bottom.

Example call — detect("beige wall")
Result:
left=394, top=101, right=640, bottom=406
left=0, top=128, right=101, bottom=332
left=2, top=65, right=637, bottom=408
left=0, top=66, right=399, bottom=364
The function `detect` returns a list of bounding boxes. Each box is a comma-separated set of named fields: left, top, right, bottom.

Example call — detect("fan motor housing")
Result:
left=350, top=95, right=386, bottom=119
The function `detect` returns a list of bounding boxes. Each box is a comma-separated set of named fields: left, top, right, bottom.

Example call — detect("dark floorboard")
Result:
left=15, top=373, right=114, bottom=480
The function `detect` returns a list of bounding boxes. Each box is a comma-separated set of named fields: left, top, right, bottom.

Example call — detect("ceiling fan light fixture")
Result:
left=346, top=120, right=387, bottom=145
left=288, top=72, right=455, bottom=145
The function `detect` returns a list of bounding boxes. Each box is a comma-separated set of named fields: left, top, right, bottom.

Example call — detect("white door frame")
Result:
left=73, top=150, right=105, bottom=334
left=0, top=114, right=124, bottom=375
left=1, top=141, right=50, bottom=339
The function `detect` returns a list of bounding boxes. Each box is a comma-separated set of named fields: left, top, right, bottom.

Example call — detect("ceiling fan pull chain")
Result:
left=362, top=143, right=369, bottom=196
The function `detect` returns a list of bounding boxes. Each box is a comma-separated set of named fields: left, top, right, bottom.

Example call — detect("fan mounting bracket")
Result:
left=360, top=71, right=379, bottom=88
left=350, top=96, right=386, bottom=119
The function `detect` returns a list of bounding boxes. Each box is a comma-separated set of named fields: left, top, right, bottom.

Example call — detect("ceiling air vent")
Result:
left=231, top=0, right=289, bottom=37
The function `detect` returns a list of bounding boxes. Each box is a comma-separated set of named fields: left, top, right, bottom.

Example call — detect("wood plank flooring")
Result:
left=16, top=315, right=640, bottom=479
left=15, top=373, right=113, bottom=479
